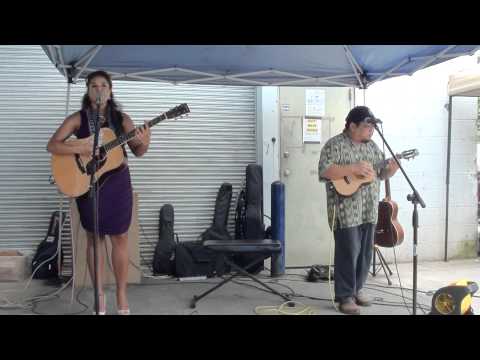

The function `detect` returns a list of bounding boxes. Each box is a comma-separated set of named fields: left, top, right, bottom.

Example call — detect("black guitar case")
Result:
left=152, top=204, right=176, bottom=275
left=234, top=164, right=266, bottom=274
left=31, top=211, right=66, bottom=279
left=200, top=182, right=233, bottom=242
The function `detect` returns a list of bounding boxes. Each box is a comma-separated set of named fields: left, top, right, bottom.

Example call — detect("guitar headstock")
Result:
left=165, top=103, right=190, bottom=119
left=398, top=148, right=419, bottom=161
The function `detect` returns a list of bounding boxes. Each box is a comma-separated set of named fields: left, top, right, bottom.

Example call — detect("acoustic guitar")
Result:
left=51, top=103, right=190, bottom=197
left=330, top=149, right=418, bottom=197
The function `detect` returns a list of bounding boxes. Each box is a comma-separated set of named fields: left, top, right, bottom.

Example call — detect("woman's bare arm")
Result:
left=123, top=113, right=151, bottom=157
left=47, top=112, right=93, bottom=156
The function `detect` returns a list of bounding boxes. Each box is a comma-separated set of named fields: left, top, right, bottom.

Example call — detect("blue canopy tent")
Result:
left=42, top=45, right=479, bottom=88
left=42, top=45, right=480, bottom=260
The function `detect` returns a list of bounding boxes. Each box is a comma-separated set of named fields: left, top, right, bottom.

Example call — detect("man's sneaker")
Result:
left=339, top=297, right=360, bottom=315
left=355, top=291, right=372, bottom=307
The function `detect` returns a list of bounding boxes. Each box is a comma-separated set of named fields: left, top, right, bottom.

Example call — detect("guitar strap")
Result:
left=86, top=107, right=104, bottom=136
left=86, top=107, right=128, bottom=158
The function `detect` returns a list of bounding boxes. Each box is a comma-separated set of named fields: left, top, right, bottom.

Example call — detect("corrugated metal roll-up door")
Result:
left=0, top=45, right=257, bottom=275
left=0, top=45, right=73, bottom=272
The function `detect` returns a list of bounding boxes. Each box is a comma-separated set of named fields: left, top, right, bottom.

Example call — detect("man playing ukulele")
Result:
left=318, top=106, right=399, bottom=315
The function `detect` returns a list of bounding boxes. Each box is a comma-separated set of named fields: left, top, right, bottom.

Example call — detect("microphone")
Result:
left=96, top=90, right=102, bottom=106
left=365, top=117, right=382, bottom=125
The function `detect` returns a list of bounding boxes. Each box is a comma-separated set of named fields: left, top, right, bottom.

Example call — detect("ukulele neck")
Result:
left=384, top=178, right=391, bottom=200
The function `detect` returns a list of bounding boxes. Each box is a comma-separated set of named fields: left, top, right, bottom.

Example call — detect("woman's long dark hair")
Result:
left=81, top=70, right=122, bottom=112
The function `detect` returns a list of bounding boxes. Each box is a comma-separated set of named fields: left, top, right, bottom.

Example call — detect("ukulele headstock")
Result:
left=398, top=148, right=419, bottom=161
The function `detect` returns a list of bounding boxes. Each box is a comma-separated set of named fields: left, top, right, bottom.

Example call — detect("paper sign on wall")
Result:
left=303, top=117, right=322, bottom=143
left=305, top=89, right=325, bottom=117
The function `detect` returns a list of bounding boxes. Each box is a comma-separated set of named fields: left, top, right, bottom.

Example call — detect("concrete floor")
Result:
left=0, top=258, right=479, bottom=315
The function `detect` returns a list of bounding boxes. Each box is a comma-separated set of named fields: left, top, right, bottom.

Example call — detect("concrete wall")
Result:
left=355, top=54, right=479, bottom=262
left=257, top=53, right=479, bottom=265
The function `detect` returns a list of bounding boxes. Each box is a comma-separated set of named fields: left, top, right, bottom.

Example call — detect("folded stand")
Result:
left=190, top=239, right=290, bottom=308
left=371, top=245, right=393, bottom=285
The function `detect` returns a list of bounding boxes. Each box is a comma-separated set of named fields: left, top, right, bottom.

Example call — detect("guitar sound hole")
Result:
left=86, top=157, right=106, bottom=175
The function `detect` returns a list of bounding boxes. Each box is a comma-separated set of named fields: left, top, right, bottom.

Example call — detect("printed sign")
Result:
left=305, top=89, right=325, bottom=117
left=303, top=117, right=322, bottom=143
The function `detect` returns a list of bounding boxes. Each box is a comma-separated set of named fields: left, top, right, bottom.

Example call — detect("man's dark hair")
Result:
left=345, top=106, right=375, bottom=129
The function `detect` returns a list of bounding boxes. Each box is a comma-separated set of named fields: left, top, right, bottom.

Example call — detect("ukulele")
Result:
left=331, top=149, right=418, bottom=196
left=51, top=103, right=190, bottom=197
left=375, top=177, right=404, bottom=247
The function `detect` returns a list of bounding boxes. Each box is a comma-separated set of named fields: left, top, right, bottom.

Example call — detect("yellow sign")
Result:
left=303, top=117, right=322, bottom=143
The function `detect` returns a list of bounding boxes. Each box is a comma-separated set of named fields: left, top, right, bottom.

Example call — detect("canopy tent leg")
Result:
left=444, top=95, right=453, bottom=262
left=57, top=80, right=72, bottom=278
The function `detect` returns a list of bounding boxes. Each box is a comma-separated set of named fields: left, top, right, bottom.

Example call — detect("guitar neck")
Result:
left=101, top=113, right=166, bottom=152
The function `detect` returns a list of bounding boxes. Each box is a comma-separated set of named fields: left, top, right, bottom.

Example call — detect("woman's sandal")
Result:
left=117, top=309, right=130, bottom=315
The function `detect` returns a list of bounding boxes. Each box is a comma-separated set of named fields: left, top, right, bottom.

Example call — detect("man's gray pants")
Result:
left=333, top=223, right=375, bottom=302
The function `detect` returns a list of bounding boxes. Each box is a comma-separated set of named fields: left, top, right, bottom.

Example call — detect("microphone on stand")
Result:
left=365, top=117, right=382, bottom=125
left=96, top=89, right=102, bottom=106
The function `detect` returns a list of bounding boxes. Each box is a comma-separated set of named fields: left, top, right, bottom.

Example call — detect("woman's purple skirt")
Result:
left=76, top=164, right=132, bottom=236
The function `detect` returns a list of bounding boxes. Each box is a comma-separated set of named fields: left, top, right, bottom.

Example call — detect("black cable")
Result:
left=362, top=285, right=430, bottom=309
left=365, top=281, right=436, bottom=296
left=28, top=282, right=89, bottom=315
left=30, top=294, right=89, bottom=315
left=243, top=266, right=433, bottom=308
left=231, top=277, right=296, bottom=296
left=241, top=272, right=431, bottom=308
left=229, top=278, right=301, bottom=300
left=138, top=280, right=215, bottom=287
left=30, top=294, right=60, bottom=315
left=74, top=287, right=90, bottom=314
left=392, top=246, right=417, bottom=314
left=233, top=274, right=432, bottom=311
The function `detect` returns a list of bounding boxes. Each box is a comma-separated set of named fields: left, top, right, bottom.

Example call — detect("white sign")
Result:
left=303, top=117, right=322, bottom=143
left=305, top=89, right=325, bottom=117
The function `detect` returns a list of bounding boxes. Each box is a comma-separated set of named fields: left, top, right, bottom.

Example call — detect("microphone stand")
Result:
left=89, top=96, right=102, bottom=315
left=372, top=122, right=426, bottom=315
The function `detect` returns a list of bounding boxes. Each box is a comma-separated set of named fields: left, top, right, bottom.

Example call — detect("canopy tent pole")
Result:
left=275, top=75, right=354, bottom=87
left=72, top=45, right=103, bottom=83
left=45, top=45, right=56, bottom=65
left=56, top=46, right=67, bottom=79
left=343, top=45, right=365, bottom=88
left=369, top=58, right=411, bottom=87
left=444, top=95, right=453, bottom=261
left=414, top=45, right=457, bottom=74
left=56, top=75, right=73, bottom=282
